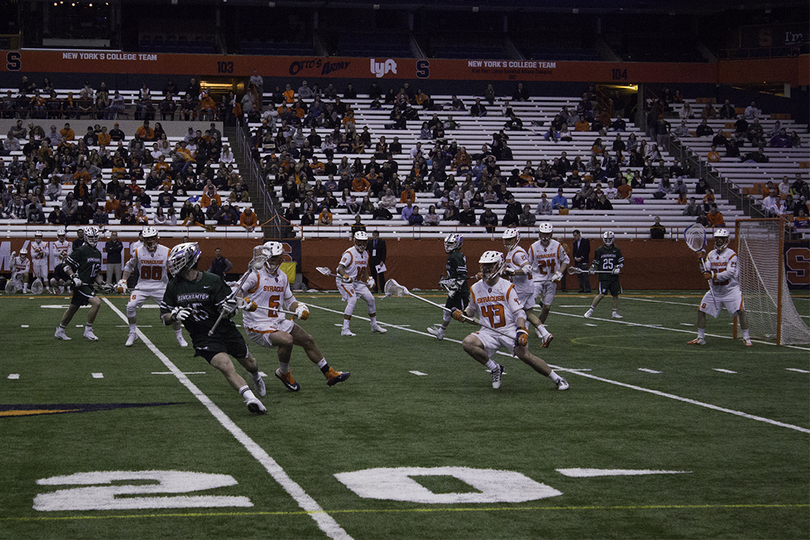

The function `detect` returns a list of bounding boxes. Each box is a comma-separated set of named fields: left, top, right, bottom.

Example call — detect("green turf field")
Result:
left=1, top=289, right=808, bottom=539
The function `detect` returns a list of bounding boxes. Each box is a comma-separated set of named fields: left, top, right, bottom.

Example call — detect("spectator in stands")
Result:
left=742, top=147, right=769, bottom=163
left=700, top=102, right=716, bottom=119
left=762, top=188, right=782, bottom=217
left=649, top=217, right=666, bottom=239
left=708, top=145, right=721, bottom=162
left=718, top=99, right=735, bottom=119
left=407, top=205, right=423, bottom=226
left=790, top=131, right=802, bottom=148
left=744, top=101, right=760, bottom=121
left=240, top=206, right=259, bottom=231
left=769, top=128, right=792, bottom=148
left=706, top=204, right=725, bottom=227
left=551, top=188, right=568, bottom=210
left=679, top=101, right=694, bottom=120
left=478, top=207, right=497, bottom=233
left=682, top=197, right=701, bottom=217
left=470, top=98, right=487, bottom=117
left=695, top=119, right=713, bottom=137
left=746, top=119, right=765, bottom=145
left=424, top=204, right=441, bottom=226
left=60, top=122, right=75, bottom=141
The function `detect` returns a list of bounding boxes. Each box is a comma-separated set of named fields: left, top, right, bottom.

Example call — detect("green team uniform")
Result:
left=592, top=244, right=624, bottom=296
left=444, top=250, right=470, bottom=311
left=65, top=244, right=102, bottom=305
left=160, top=271, right=248, bottom=361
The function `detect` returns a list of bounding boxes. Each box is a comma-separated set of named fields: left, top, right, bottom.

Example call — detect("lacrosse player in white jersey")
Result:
left=50, top=228, right=72, bottom=294
left=527, top=223, right=570, bottom=345
left=237, top=241, right=350, bottom=390
left=119, top=227, right=188, bottom=347
left=8, top=248, right=30, bottom=294
left=687, top=228, right=752, bottom=347
left=451, top=251, right=568, bottom=390
left=30, top=231, right=50, bottom=293
left=336, top=231, right=387, bottom=336
left=502, top=228, right=554, bottom=347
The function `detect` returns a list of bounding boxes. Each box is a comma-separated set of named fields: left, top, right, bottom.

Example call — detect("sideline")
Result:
left=101, top=298, right=352, bottom=540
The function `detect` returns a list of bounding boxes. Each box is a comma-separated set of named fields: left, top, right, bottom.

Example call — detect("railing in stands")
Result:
left=232, top=116, right=280, bottom=237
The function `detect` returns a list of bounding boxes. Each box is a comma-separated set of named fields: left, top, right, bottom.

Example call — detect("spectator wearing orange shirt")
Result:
left=707, top=145, right=721, bottom=163
left=240, top=206, right=258, bottom=231
left=706, top=204, right=725, bottom=227
left=283, top=84, right=295, bottom=104
left=617, top=177, right=633, bottom=199
left=201, top=183, right=221, bottom=209
left=97, top=127, right=111, bottom=147
left=198, top=91, right=217, bottom=121
left=135, top=119, right=155, bottom=141
left=60, top=123, right=75, bottom=141
left=352, top=174, right=370, bottom=193
left=400, top=182, right=416, bottom=204
left=318, top=207, right=333, bottom=225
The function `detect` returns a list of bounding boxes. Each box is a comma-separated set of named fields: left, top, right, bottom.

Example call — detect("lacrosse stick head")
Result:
left=5, top=278, right=18, bottom=294
left=384, top=279, right=408, bottom=298
left=316, top=266, right=333, bottom=276
left=683, top=223, right=707, bottom=253
left=31, top=278, right=44, bottom=295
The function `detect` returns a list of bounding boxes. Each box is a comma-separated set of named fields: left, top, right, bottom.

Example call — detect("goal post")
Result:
left=735, top=218, right=810, bottom=345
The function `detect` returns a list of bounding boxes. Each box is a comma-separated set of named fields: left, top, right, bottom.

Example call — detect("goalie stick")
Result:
left=385, top=279, right=518, bottom=341
left=683, top=223, right=716, bottom=302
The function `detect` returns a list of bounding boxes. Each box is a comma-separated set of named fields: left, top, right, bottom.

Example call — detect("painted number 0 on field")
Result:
left=335, top=467, right=562, bottom=504
left=34, top=470, right=252, bottom=511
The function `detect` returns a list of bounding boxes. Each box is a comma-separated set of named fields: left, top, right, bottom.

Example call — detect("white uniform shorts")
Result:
left=246, top=318, right=296, bottom=348
left=513, top=282, right=536, bottom=311
left=473, top=327, right=516, bottom=359
left=698, top=288, right=744, bottom=318
left=533, top=281, right=557, bottom=308
left=127, top=287, right=167, bottom=316
left=337, top=280, right=376, bottom=313
left=32, top=260, right=48, bottom=279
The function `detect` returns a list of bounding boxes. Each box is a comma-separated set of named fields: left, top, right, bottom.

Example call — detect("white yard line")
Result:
left=102, top=298, right=352, bottom=540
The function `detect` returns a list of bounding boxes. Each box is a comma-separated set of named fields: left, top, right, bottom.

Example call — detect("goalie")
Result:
left=451, top=251, right=569, bottom=391
left=427, top=233, right=470, bottom=340
left=236, top=241, right=350, bottom=390
left=687, top=229, right=753, bottom=347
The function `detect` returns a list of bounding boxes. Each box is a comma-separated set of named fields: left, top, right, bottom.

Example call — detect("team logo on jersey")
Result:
left=0, top=402, right=182, bottom=418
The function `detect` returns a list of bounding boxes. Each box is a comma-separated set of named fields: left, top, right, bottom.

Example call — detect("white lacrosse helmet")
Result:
left=262, top=241, right=284, bottom=273
left=19, top=248, right=28, bottom=258
left=602, top=230, right=615, bottom=246
left=539, top=222, right=553, bottom=245
left=142, top=227, right=159, bottom=250
left=714, top=228, right=730, bottom=252
left=479, top=251, right=505, bottom=282
left=35, top=231, right=42, bottom=238
left=168, top=242, right=201, bottom=276
left=444, top=233, right=463, bottom=253
left=57, top=228, right=66, bottom=239
left=502, top=228, right=520, bottom=250
left=354, top=230, right=368, bottom=252
left=83, top=226, right=100, bottom=247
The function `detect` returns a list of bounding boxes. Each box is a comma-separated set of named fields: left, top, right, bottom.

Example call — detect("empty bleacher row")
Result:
left=247, top=92, right=746, bottom=239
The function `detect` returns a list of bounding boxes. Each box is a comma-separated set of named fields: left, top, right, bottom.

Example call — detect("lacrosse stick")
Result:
left=209, top=245, right=266, bottom=336
left=683, top=223, right=716, bottom=301
left=316, top=266, right=339, bottom=278
left=567, top=267, right=614, bottom=275
left=385, top=279, right=516, bottom=340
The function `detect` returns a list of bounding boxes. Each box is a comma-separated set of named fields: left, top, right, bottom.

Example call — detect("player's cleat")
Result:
left=275, top=369, right=300, bottom=392
left=542, top=333, right=554, bottom=348
left=535, top=326, right=543, bottom=339
left=176, top=334, right=188, bottom=347
left=427, top=325, right=445, bottom=340
left=556, top=377, right=570, bottom=391
left=340, top=328, right=356, bottom=337
left=371, top=325, right=388, bottom=334
left=491, top=363, right=505, bottom=389
left=54, top=327, right=71, bottom=340
left=83, top=327, right=99, bottom=341
left=246, top=397, right=267, bottom=415
left=325, top=367, right=351, bottom=386
left=743, top=338, right=753, bottom=347
left=687, top=337, right=706, bottom=345
left=45, top=288, right=52, bottom=294
left=125, top=332, right=138, bottom=347
left=583, top=308, right=593, bottom=318
left=611, top=312, right=623, bottom=319
left=253, top=374, right=267, bottom=396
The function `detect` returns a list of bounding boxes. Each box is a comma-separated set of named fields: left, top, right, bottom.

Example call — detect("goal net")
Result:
left=736, top=218, right=810, bottom=345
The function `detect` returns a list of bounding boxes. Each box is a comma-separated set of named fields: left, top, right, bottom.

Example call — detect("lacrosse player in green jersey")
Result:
left=427, top=233, right=470, bottom=340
